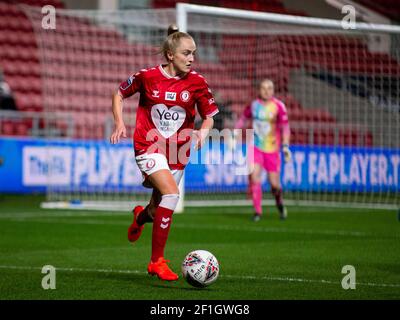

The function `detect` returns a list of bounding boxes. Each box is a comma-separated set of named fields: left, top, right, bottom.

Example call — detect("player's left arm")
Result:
left=193, top=117, right=214, bottom=150
left=278, top=101, right=292, bottom=162
left=194, top=78, right=219, bottom=150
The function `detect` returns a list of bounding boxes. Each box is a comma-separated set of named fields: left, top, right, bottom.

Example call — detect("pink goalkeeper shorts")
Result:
left=252, top=146, right=281, bottom=173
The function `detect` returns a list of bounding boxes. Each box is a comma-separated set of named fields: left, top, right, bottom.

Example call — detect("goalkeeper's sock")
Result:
left=272, top=187, right=283, bottom=209
left=151, top=194, right=179, bottom=263
left=251, top=182, right=262, bottom=215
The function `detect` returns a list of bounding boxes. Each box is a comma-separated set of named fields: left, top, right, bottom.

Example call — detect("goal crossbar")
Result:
left=177, top=2, right=400, bottom=34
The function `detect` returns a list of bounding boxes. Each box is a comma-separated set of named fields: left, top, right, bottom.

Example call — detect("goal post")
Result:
left=20, top=3, right=400, bottom=211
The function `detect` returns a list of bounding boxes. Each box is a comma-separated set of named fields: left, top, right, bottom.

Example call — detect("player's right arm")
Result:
left=110, top=73, right=143, bottom=144
left=110, top=91, right=126, bottom=144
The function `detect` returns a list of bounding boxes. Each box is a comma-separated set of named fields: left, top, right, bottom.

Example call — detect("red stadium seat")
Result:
left=14, top=121, right=30, bottom=136
left=339, top=129, right=360, bottom=146
left=313, top=128, right=335, bottom=146
left=365, top=132, right=374, bottom=147
left=306, top=108, right=336, bottom=123
left=277, top=94, right=302, bottom=110
left=1, top=121, right=15, bottom=136
left=291, top=128, right=308, bottom=145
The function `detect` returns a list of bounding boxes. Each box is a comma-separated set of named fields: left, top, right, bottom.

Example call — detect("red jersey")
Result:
left=118, top=64, right=219, bottom=169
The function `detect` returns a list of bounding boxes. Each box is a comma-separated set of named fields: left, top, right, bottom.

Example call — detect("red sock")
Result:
left=151, top=206, right=174, bottom=262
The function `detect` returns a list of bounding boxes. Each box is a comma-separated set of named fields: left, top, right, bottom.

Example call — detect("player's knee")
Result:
left=163, top=184, right=179, bottom=195
left=160, top=194, right=180, bottom=212
left=271, top=186, right=281, bottom=194
left=250, top=175, right=261, bottom=184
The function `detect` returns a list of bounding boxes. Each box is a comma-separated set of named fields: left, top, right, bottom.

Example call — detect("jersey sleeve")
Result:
left=234, top=105, right=252, bottom=129
left=276, top=100, right=290, bottom=137
left=277, top=101, right=289, bottom=125
left=195, top=78, right=219, bottom=119
left=117, top=71, right=143, bottom=99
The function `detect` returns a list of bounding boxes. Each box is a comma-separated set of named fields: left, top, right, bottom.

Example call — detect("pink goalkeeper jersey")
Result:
left=237, top=97, right=289, bottom=153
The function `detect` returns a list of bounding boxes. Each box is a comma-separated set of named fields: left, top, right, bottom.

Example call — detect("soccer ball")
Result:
left=181, top=250, right=219, bottom=288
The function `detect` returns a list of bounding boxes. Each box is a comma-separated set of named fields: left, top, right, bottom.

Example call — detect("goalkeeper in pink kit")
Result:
left=235, top=79, right=291, bottom=221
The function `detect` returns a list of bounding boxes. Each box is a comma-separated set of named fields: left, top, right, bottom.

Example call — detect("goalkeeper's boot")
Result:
left=252, top=213, right=261, bottom=222
left=127, top=205, right=144, bottom=242
left=147, top=257, right=179, bottom=281
left=278, top=206, right=288, bottom=220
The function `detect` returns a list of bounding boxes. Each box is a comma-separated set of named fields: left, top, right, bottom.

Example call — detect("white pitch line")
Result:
left=0, top=265, right=399, bottom=289
left=0, top=265, right=145, bottom=275
left=173, top=223, right=368, bottom=237
left=0, top=211, right=127, bottom=219
left=2, top=216, right=370, bottom=237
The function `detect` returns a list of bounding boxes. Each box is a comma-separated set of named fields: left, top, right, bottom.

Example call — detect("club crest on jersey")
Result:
left=165, top=92, right=177, bottom=101
left=180, top=90, right=190, bottom=102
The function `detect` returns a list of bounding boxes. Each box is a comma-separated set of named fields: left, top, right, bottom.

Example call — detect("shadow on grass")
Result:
left=97, top=271, right=216, bottom=292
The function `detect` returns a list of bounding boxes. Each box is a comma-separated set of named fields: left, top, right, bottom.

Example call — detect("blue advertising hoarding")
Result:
left=0, top=137, right=399, bottom=194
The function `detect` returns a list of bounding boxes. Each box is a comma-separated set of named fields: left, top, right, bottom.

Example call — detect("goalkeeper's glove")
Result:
left=282, top=143, right=292, bottom=163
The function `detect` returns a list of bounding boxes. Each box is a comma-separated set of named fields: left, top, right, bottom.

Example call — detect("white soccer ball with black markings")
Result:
left=181, top=250, right=219, bottom=288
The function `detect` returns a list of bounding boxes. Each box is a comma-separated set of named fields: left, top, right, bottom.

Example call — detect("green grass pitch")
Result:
left=0, top=195, right=399, bottom=300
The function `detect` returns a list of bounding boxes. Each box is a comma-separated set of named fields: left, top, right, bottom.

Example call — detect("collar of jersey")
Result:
left=158, top=64, right=185, bottom=80
left=256, top=97, right=275, bottom=106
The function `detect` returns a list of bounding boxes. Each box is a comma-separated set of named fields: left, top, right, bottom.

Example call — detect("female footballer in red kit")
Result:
left=110, top=25, right=219, bottom=281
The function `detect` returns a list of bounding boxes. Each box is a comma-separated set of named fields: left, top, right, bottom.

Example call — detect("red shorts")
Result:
left=252, top=147, right=281, bottom=173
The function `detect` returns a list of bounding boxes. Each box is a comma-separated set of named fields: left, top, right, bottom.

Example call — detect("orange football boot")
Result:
left=147, top=257, right=179, bottom=281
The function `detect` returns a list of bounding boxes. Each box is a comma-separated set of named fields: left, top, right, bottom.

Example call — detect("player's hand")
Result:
left=110, top=122, right=127, bottom=144
left=282, top=144, right=292, bottom=163
left=193, top=129, right=208, bottom=151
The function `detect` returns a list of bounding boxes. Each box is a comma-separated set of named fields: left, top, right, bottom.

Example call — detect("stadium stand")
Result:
left=2, top=0, right=398, bottom=146
left=152, top=0, right=308, bottom=16
left=356, top=0, right=400, bottom=22
left=0, top=1, right=65, bottom=136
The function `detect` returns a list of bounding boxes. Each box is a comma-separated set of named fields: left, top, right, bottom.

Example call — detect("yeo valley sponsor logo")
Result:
left=151, top=104, right=186, bottom=138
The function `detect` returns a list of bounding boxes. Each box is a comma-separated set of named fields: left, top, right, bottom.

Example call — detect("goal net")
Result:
left=23, top=4, right=400, bottom=210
